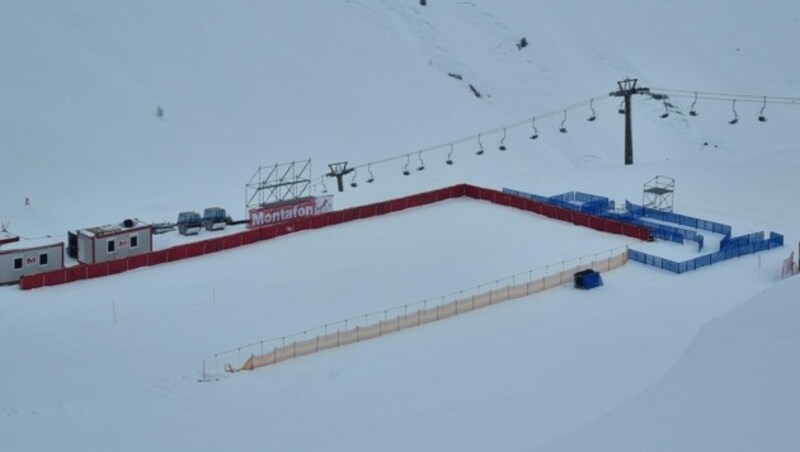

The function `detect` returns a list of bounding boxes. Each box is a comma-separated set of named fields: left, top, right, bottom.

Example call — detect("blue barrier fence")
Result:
left=628, top=232, right=784, bottom=274
left=505, top=188, right=706, bottom=250
left=625, top=201, right=732, bottom=238
left=504, top=189, right=616, bottom=216
left=504, top=187, right=783, bottom=275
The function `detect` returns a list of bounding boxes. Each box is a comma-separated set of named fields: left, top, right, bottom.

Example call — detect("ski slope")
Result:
left=1, top=0, right=799, bottom=450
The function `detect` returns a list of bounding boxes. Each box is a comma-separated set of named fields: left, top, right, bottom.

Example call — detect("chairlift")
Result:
left=417, top=151, right=425, bottom=171
left=660, top=101, right=670, bottom=119
left=559, top=110, right=568, bottom=133
left=689, top=91, right=698, bottom=117
left=366, top=164, right=375, bottom=183
left=476, top=134, right=485, bottom=155
left=729, top=99, right=739, bottom=125
left=758, top=96, right=767, bottom=122
left=403, top=155, right=411, bottom=175
left=499, top=129, right=507, bottom=150
left=321, top=178, right=328, bottom=193
left=618, top=100, right=626, bottom=114
left=446, top=143, right=454, bottom=165
left=529, top=118, right=539, bottom=140
left=587, top=98, right=597, bottom=121
left=350, top=168, right=358, bottom=188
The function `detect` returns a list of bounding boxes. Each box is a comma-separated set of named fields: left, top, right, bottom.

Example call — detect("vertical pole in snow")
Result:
left=212, top=287, right=216, bottom=306
left=112, top=301, right=117, bottom=325
left=202, top=360, right=206, bottom=382
left=610, top=78, right=652, bottom=166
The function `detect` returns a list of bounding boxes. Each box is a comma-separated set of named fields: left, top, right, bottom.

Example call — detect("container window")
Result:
left=130, top=234, right=139, bottom=249
left=13, top=257, right=22, bottom=270
left=107, top=239, right=115, bottom=253
left=39, top=253, right=48, bottom=266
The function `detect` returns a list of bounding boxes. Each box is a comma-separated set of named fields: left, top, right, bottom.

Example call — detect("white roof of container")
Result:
left=0, top=237, right=63, bottom=253
left=78, top=219, right=149, bottom=238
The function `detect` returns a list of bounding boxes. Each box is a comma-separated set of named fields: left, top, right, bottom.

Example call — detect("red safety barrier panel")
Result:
left=276, top=223, right=295, bottom=237
left=108, top=259, right=128, bottom=275
left=221, top=234, right=242, bottom=250
left=406, top=195, right=422, bottom=208
left=167, top=246, right=188, bottom=262
left=494, top=193, right=512, bottom=207
left=87, top=263, right=108, bottom=279
left=572, top=212, right=590, bottom=227
left=241, top=229, right=260, bottom=245
left=257, top=225, right=277, bottom=241
left=509, top=196, right=525, bottom=210
left=588, top=216, right=606, bottom=231
left=293, top=218, right=311, bottom=232
left=148, top=250, right=168, bottom=266
left=204, top=237, right=224, bottom=254
left=342, top=207, right=360, bottom=222
left=622, top=224, right=651, bottom=241
left=309, top=213, right=329, bottom=229
left=374, top=202, right=389, bottom=216
left=477, top=187, right=495, bottom=202
left=421, top=191, right=437, bottom=205
left=389, top=199, right=407, bottom=213
left=69, top=265, right=89, bottom=281
left=359, top=205, right=378, bottom=220
left=328, top=211, right=344, bottom=225
left=556, top=208, right=573, bottom=223
left=605, top=220, right=623, bottom=235
left=20, top=274, right=44, bottom=290
left=524, top=199, right=543, bottom=215
left=43, top=270, right=66, bottom=286
left=128, top=254, right=148, bottom=270
left=463, top=184, right=481, bottom=199
left=540, top=205, right=557, bottom=219
left=185, top=242, right=205, bottom=258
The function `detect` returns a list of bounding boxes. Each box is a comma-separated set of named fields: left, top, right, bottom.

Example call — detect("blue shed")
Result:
left=574, top=269, right=603, bottom=290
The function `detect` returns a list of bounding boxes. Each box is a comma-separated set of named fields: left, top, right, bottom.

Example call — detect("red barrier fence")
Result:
left=19, top=184, right=650, bottom=290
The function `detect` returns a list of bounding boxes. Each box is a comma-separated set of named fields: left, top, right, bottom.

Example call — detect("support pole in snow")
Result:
left=610, top=78, right=651, bottom=165
left=326, top=162, right=354, bottom=193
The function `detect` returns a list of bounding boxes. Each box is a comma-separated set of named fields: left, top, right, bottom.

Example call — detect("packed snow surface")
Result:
left=1, top=0, right=799, bottom=450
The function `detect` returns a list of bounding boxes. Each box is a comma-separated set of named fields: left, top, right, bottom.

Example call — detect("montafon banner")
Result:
left=248, top=196, right=333, bottom=228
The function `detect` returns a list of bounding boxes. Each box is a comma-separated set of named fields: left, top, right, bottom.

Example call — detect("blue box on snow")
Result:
left=574, top=269, right=603, bottom=290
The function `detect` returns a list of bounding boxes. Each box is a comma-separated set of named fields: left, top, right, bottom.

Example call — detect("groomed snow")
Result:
left=1, top=0, right=799, bottom=450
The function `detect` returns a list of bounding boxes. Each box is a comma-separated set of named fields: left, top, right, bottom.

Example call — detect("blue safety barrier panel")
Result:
left=627, top=231, right=784, bottom=274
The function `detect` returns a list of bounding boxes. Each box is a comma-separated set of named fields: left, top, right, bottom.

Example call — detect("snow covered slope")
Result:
left=537, top=276, right=800, bottom=452
left=1, top=0, right=799, bottom=450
